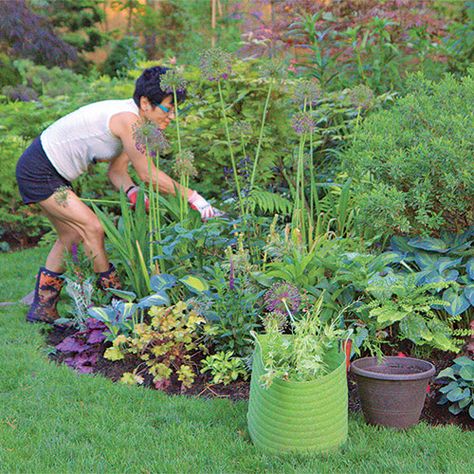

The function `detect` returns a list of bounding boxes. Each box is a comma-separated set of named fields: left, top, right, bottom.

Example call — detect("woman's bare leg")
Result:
left=39, top=189, right=110, bottom=272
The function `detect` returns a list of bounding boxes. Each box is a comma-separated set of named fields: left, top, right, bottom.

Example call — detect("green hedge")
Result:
left=342, top=72, right=474, bottom=238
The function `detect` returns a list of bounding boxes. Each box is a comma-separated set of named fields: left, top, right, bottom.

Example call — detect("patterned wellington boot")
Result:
left=96, top=263, right=122, bottom=292
left=26, top=267, right=64, bottom=323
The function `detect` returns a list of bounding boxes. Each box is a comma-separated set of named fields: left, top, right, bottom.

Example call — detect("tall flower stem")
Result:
left=146, top=140, right=155, bottom=272
left=172, top=87, right=188, bottom=221
left=247, top=79, right=273, bottom=212
left=217, top=79, right=244, bottom=216
left=308, top=101, right=316, bottom=233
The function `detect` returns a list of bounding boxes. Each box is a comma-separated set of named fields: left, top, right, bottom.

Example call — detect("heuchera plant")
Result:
left=55, top=318, right=107, bottom=374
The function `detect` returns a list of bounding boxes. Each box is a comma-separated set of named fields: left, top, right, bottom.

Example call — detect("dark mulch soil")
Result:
left=46, top=325, right=472, bottom=431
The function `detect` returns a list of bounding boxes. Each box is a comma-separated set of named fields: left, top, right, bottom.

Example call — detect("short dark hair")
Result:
left=133, top=66, right=186, bottom=107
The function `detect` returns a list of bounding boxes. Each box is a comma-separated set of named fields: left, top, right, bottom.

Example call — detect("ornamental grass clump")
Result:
left=256, top=285, right=346, bottom=388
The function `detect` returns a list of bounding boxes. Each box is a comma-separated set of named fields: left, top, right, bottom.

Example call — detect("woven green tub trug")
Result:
left=247, top=335, right=348, bottom=454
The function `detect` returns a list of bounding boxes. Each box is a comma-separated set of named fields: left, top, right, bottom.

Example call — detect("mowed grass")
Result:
left=0, top=248, right=472, bottom=473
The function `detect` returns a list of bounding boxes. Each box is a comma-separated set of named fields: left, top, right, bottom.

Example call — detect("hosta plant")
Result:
left=389, top=229, right=474, bottom=321
left=436, top=356, right=474, bottom=419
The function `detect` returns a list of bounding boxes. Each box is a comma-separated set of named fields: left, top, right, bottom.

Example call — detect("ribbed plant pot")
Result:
left=351, top=356, right=435, bottom=429
left=247, top=335, right=348, bottom=454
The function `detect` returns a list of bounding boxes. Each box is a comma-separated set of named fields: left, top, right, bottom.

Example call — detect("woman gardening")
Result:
left=16, top=66, right=221, bottom=324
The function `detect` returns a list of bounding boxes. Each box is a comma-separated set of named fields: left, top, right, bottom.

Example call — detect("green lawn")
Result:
left=0, top=248, right=472, bottom=473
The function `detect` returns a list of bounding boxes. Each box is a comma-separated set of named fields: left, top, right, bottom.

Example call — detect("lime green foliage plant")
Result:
left=343, top=72, right=474, bottom=238
left=200, top=351, right=248, bottom=385
left=436, top=356, right=474, bottom=419
left=104, top=301, right=204, bottom=389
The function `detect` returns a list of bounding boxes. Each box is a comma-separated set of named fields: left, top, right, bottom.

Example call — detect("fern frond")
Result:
left=247, top=190, right=293, bottom=216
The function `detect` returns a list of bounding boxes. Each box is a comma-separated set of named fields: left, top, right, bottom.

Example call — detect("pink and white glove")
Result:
left=188, top=191, right=224, bottom=221
left=126, top=185, right=149, bottom=212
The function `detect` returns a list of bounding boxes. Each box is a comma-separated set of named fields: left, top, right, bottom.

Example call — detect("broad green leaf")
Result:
left=439, top=381, right=458, bottom=393
left=87, top=307, right=112, bottom=322
left=120, top=302, right=137, bottom=320
left=105, top=288, right=137, bottom=302
left=408, top=237, right=448, bottom=253
left=179, top=274, right=210, bottom=294
left=466, top=258, right=474, bottom=280
left=138, top=292, right=170, bottom=308
left=469, top=404, right=474, bottom=419
left=150, top=274, right=177, bottom=292
left=459, top=393, right=472, bottom=408
left=454, top=356, right=474, bottom=366
left=442, top=288, right=470, bottom=316
left=448, top=404, right=463, bottom=415
left=464, top=285, right=474, bottom=305
left=436, top=367, right=455, bottom=380
left=446, top=387, right=466, bottom=402
left=437, top=257, right=463, bottom=273
left=414, top=251, right=438, bottom=271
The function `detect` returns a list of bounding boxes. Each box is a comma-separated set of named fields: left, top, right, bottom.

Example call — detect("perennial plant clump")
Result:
left=105, top=302, right=204, bottom=389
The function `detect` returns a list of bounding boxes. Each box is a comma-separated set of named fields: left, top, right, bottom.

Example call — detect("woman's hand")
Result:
left=126, top=185, right=150, bottom=212
left=188, top=191, right=224, bottom=221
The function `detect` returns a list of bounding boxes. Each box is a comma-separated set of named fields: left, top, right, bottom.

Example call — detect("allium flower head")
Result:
left=199, top=48, right=232, bottom=81
left=264, top=282, right=301, bottom=316
left=159, top=68, right=187, bottom=94
left=349, top=84, right=375, bottom=110
left=133, top=121, right=170, bottom=156
left=291, top=111, right=315, bottom=135
left=294, top=79, right=321, bottom=107
left=260, top=59, right=287, bottom=80
left=233, top=120, right=253, bottom=139
left=173, top=150, right=197, bottom=178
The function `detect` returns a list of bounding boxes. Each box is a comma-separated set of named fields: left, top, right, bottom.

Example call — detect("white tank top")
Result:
left=40, top=99, right=139, bottom=181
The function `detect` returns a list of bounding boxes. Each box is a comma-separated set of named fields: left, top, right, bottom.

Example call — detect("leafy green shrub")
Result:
left=0, top=54, right=21, bottom=89
left=343, top=73, right=474, bottom=238
left=436, top=356, right=474, bottom=419
left=102, top=36, right=145, bottom=78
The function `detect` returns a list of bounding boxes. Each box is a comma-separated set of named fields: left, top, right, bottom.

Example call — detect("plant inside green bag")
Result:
left=254, top=287, right=347, bottom=388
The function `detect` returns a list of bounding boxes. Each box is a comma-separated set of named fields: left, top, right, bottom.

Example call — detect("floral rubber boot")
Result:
left=26, top=267, right=64, bottom=323
left=96, top=263, right=122, bottom=292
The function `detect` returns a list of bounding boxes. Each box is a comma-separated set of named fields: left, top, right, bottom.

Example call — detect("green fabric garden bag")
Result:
left=247, top=335, right=348, bottom=454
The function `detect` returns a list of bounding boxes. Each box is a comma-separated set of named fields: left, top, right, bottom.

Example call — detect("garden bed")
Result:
left=46, top=325, right=472, bottom=431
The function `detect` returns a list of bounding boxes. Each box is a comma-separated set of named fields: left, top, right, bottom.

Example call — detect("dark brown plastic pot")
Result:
left=351, top=356, right=435, bottom=429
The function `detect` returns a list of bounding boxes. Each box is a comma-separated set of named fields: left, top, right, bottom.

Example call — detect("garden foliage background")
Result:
left=0, top=0, right=473, bottom=414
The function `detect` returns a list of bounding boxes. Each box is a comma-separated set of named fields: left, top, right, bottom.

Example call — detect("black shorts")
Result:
left=16, top=136, right=72, bottom=204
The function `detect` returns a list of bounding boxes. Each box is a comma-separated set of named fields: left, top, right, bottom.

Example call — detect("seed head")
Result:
left=199, top=48, right=232, bottom=81
left=294, top=79, right=321, bottom=107
left=133, top=121, right=170, bottom=156
left=173, top=149, right=197, bottom=178
left=291, top=111, right=315, bottom=135
left=349, top=84, right=375, bottom=110
left=159, top=68, right=187, bottom=94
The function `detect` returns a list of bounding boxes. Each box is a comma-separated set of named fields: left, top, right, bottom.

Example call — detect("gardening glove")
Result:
left=126, top=185, right=149, bottom=212
left=188, top=191, right=224, bottom=221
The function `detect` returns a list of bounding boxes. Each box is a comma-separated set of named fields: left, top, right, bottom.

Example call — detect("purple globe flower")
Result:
left=291, top=111, right=316, bottom=135
left=132, top=122, right=170, bottom=156
left=199, top=48, right=232, bottom=81
left=264, top=282, right=301, bottom=316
